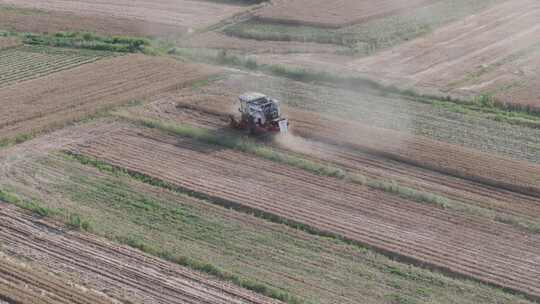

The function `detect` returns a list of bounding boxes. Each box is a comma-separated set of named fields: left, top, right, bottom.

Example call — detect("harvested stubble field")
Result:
left=0, top=5, right=183, bottom=37
left=0, top=46, right=111, bottom=88
left=0, top=54, right=216, bottom=142
left=128, top=100, right=540, bottom=227
left=0, top=126, right=532, bottom=304
left=66, top=124, right=540, bottom=300
left=255, top=0, right=436, bottom=28
left=0, top=203, right=280, bottom=304
left=350, top=0, right=540, bottom=108
left=0, top=0, right=251, bottom=30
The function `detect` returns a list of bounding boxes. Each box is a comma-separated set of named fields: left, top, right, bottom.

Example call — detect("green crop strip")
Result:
left=0, top=188, right=92, bottom=231
left=23, top=31, right=152, bottom=53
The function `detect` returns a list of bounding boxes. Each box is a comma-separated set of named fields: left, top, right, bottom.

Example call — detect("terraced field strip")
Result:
left=0, top=46, right=111, bottom=88
left=256, top=0, right=437, bottom=28
left=0, top=54, right=216, bottom=141
left=69, top=125, right=540, bottom=301
left=0, top=204, right=281, bottom=304
left=0, top=37, right=19, bottom=49
left=0, top=254, right=116, bottom=304
left=141, top=104, right=540, bottom=223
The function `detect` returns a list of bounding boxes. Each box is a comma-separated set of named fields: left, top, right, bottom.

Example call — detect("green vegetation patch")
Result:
left=0, top=187, right=91, bottom=231
left=23, top=31, right=151, bottom=53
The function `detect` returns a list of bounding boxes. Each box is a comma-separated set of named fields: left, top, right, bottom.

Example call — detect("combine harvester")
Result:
left=230, top=92, right=289, bottom=135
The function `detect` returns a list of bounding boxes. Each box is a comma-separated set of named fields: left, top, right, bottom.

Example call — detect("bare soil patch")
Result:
left=349, top=0, right=540, bottom=108
left=255, top=0, right=437, bottom=28
left=0, top=54, right=216, bottom=141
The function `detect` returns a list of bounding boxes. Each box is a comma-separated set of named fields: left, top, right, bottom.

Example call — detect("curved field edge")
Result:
left=0, top=153, right=532, bottom=304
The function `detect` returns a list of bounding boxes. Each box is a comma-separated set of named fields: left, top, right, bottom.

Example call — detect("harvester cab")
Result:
left=230, top=92, right=289, bottom=135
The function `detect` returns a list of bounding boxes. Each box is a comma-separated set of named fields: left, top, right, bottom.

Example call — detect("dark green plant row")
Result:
left=23, top=31, right=150, bottom=53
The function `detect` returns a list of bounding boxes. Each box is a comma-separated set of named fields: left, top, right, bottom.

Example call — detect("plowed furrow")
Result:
left=0, top=204, right=280, bottom=304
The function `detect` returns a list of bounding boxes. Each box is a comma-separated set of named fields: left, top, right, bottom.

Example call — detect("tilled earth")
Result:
left=0, top=204, right=281, bottom=304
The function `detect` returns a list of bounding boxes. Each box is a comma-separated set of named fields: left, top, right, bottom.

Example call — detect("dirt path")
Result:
left=68, top=125, right=540, bottom=301
left=0, top=203, right=281, bottom=304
